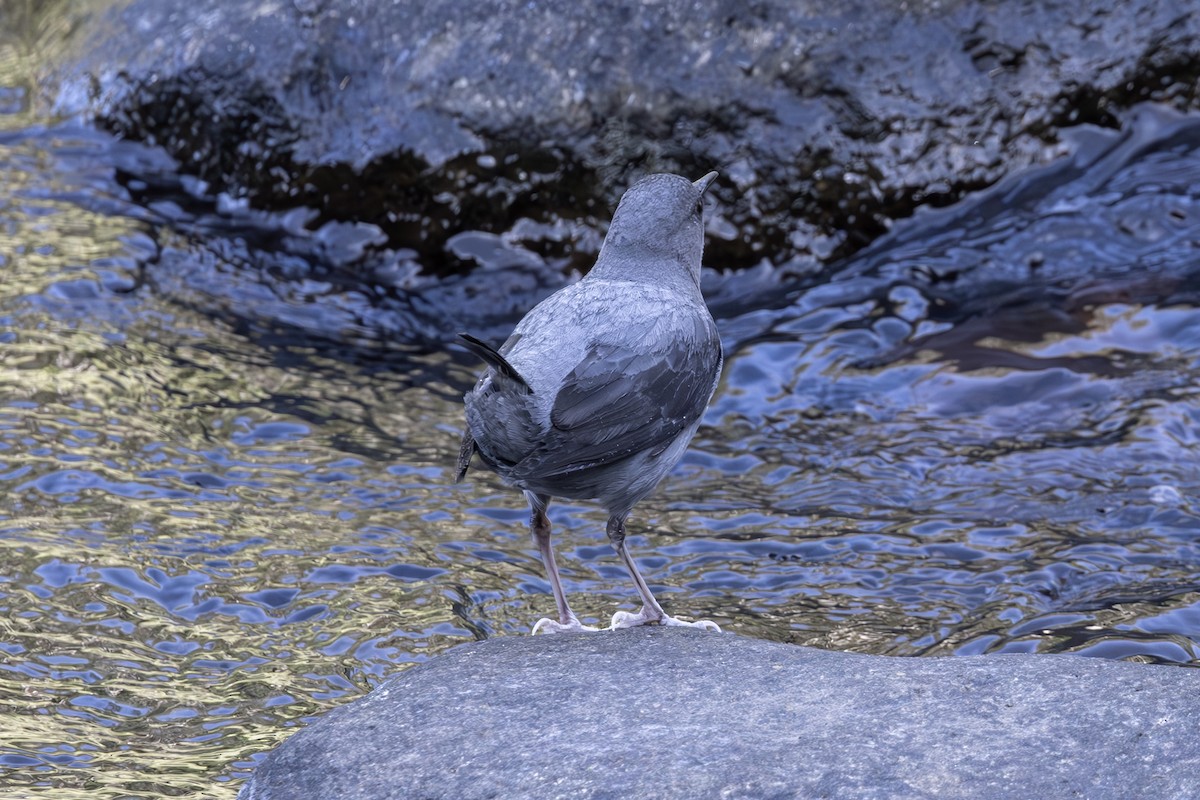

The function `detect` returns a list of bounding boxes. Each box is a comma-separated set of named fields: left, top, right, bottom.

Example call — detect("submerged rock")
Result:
left=48, top=0, right=1200, bottom=278
left=238, top=628, right=1200, bottom=800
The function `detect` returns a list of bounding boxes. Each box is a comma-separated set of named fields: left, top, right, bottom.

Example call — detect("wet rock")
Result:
left=50, top=0, right=1200, bottom=278
left=237, top=628, right=1200, bottom=800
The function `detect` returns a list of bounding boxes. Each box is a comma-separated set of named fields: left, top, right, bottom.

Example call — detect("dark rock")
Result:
left=238, top=628, right=1200, bottom=799
left=49, top=0, right=1200, bottom=278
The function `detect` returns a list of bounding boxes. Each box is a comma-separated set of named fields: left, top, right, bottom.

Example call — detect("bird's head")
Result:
left=592, top=171, right=718, bottom=290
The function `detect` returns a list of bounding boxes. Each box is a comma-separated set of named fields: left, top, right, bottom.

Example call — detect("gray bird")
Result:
left=455, top=171, right=723, bottom=634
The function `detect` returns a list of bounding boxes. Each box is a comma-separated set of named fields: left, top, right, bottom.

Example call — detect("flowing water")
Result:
left=1, top=63, right=1199, bottom=800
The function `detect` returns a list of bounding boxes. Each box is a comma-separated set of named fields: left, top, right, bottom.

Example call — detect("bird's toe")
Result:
left=532, top=616, right=600, bottom=635
left=608, top=609, right=654, bottom=630
left=609, top=609, right=722, bottom=632
left=659, top=615, right=722, bottom=632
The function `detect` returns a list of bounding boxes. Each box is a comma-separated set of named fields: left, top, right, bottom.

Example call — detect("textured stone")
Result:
left=47, top=0, right=1200, bottom=274
left=239, top=628, right=1200, bottom=799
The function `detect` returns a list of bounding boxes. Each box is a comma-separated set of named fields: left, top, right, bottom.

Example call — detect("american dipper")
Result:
left=456, top=172, right=723, bottom=634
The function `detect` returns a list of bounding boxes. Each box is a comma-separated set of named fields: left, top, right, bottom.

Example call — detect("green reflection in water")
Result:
left=0, top=293, right=480, bottom=795
left=0, top=93, right=489, bottom=794
left=0, top=0, right=112, bottom=131
left=0, top=307, right=487, bottom=794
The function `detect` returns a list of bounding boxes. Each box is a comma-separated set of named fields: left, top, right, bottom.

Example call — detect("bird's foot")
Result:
left=609, top=608, right=722, bottom=632
left=531, top=616, right=601, bottom=635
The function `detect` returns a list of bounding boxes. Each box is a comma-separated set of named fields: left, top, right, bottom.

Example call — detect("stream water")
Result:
left=0, top=89, right=1197, bottom=800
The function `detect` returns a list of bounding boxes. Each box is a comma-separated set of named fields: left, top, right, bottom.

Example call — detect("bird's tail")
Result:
left=454, top=428, right=476, bottom=483
left=457, top=333, right=532, bottom=394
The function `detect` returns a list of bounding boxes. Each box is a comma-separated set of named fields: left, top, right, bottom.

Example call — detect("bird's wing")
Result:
left=509, top=315, right=721, bottom=482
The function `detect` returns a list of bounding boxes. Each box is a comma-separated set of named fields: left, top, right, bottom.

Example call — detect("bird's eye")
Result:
left=695, top=200, right=704, bottom=216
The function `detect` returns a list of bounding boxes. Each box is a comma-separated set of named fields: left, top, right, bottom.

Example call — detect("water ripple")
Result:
left=2, top=104, right=1200, bottom=798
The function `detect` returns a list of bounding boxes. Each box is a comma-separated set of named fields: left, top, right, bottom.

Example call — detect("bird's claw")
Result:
left=609, top=609, right=722, bottom=632
left=669, top=617, right=722, bottom=632
left=531, top=616, right=601, bottom=635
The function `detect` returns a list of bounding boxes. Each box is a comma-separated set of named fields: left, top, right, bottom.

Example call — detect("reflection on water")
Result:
left=1, top=100, right=1199, bottom=797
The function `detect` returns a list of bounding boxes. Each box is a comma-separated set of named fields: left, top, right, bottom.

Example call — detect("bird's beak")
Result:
left=693, top=171, right=718, bottom=196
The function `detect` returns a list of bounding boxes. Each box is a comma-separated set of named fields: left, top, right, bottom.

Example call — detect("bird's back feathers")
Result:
left=456, top=171, right=722, bottom=510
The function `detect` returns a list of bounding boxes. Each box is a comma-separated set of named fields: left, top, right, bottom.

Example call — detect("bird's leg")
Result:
left=606, top=514, right=721, bottom=632
left=527, top=493, right=598, bottom=635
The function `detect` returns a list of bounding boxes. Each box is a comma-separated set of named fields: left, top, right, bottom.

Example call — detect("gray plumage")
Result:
left=457, top=172, right=723, bottom=634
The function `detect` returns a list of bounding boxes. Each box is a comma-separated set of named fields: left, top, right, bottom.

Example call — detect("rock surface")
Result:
left=238, top=628, right=1200, bottom=800
left=48, top=0, right=1200, bottom=275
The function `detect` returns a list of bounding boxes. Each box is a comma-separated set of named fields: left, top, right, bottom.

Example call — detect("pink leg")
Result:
left=605, top=515, right=721, bottom=632
left=526, top=494, right=598, bottom=635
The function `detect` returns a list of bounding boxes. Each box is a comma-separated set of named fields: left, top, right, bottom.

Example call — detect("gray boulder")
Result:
left=238, top=628, right=1200, bottom=799
left=48, top=0, right=1200, bottom=274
